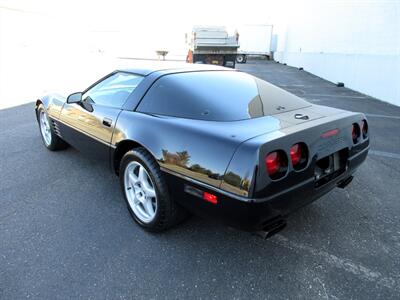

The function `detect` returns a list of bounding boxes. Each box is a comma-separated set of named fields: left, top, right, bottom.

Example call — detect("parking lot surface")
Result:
left=1, top=60, right=399, bottom=299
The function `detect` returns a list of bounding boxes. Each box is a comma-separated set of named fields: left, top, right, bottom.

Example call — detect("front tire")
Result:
left=120, top=148, right=187, bottom=232
left=37, top=104, right=68, bottom=151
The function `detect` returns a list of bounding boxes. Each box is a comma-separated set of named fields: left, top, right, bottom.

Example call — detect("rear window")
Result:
left=138, top=71, right=258, bottom=121
left=137, top=71, right=309, bottom=121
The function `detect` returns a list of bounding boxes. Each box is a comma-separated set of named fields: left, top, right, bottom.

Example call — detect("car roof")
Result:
left=116, top=61, right=233, bottom=76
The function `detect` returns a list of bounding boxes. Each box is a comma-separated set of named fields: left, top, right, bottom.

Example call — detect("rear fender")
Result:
left=220, top=131, right=283, bottom=198
left=112, top=111, right=243, bottom=190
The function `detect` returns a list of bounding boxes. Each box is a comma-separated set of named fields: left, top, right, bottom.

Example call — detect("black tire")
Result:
left=37, top=104, right=68, bottom=151
left=236, top=54, right=246, bottom=63
left=120, top=148, right=188, bottom=232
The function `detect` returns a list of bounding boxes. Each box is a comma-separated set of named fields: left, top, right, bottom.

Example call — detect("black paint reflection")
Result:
left=160, top=149, right=222, bottom=183
left=222, top=171, right=250, bottom=195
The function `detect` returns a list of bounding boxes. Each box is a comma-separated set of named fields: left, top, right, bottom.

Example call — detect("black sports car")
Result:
left=35, top=63, right=369, bottom=237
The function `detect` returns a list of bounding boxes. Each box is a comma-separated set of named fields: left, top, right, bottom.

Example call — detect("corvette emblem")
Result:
left=294, top=113, right=309, bottom=120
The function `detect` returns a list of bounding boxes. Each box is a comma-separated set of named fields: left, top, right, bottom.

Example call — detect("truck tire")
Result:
left=236, top=54, right=246, bottom=64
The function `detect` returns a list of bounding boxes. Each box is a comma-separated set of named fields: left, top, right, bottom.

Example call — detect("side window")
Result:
left=82, top=72, right=143, bottom=109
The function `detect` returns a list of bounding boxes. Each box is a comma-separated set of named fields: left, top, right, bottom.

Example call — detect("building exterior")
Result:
left=273, top=0, right=400, bottom=106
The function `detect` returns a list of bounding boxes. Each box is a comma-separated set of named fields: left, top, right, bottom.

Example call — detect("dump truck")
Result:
left=186, top=26, right=239, bottom=68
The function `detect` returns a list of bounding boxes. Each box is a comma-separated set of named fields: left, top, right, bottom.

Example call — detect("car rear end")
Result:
left=137, top=69, right=369, bottom=235
left=217, top=109, right=369, bottom=233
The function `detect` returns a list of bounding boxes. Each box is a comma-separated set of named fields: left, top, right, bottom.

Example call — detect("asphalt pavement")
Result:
left=1, top=60, right=399, bottom=299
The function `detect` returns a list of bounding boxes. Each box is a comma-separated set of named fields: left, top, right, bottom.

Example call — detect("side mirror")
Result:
left=81, top=101, right=94, bottom=112
left=67, top=92, right=82, bottom=104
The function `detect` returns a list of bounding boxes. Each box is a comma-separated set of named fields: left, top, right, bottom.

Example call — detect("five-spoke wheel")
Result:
left=36, top=104, right=68, bottom=151
left=124, top=161, right=157, bottom=223
left=39, top=109, right=52, bottom=146
left=120, top=148, right=188, bottom=231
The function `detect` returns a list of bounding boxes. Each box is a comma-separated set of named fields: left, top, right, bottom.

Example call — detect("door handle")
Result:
left=102, top=117, right=112, bottom=127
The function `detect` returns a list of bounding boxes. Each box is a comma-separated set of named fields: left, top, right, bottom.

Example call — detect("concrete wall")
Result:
left=274, top=0, right=400, bottom=106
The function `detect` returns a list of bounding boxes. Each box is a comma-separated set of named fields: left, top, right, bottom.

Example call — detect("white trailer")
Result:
left=236, top=24, right=273, bottom=63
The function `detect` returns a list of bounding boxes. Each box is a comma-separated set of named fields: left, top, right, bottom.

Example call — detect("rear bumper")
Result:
left=165, top=145, right=369, bottom=231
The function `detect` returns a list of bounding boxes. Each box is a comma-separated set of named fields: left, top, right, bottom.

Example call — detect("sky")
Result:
left=0, top=0, right=398, bottom=108
left=0, top=0, right=290, bottom=56
left=0, top=0, right=291, bottom=107
left=0, top=0, right=296, bottom=107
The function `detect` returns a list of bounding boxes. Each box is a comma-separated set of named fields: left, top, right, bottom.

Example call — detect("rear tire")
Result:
left=37, top=104, right=68, bottom=151
left=236, top=54, right=246, bottom=63
left=120, top=148, right=188, bottom=232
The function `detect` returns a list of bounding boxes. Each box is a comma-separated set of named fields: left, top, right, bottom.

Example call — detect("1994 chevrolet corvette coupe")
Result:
left=35, top=63, right=369, bottom=237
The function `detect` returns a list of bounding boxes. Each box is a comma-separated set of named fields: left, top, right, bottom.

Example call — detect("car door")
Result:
left=59, top=72, right=144, bottom=163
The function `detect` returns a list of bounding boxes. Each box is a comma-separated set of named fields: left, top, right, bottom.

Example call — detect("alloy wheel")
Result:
left=124, top=161, right=157, bottom=223
left=39, top=110, right=52, bottom=146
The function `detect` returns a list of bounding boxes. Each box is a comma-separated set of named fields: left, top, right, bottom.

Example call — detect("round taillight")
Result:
left=352, top=123, right=360, bottom=144
left=265, top=150, right=288, bottom=179
left=290, top=144, right=301, bottom=165
left=290, top=143, right=308, bottom=170
left=266, top=152, right=280, bottom=175
left=362, top=119, right=368, bottom=138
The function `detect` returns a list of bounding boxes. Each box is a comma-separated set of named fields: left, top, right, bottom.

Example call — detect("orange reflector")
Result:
left=203, top=192, right=218, bottom=204
left=321, top=128, right=339, bottom=138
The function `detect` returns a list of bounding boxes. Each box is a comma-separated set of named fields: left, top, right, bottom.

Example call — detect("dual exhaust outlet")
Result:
left=255, top=218, right=287, bottom=239
left=255, top=175, right=353, bottom=239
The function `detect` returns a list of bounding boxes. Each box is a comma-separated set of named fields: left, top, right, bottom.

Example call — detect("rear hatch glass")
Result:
left=138, top=71, right=311, bottom=121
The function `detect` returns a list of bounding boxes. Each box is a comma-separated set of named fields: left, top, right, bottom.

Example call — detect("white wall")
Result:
left=0, top=8, right=92, bottom=108
left=274, top=0, right=400, bottom=106
left=0, top=8, right=125, bottom=109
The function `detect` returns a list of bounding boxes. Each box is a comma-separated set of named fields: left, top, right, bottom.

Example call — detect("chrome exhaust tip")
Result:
left=254, top=219, right=287, bottom=239
left=337, top=176, right=354, bottom=189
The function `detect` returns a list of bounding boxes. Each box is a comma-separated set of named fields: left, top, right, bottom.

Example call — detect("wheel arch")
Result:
left=35, top=99, right=44, bottom=120
left=113, top=139, right=157, bottom=175
left=35, top=99, right=43, bottom=107
left=35, top=96, right=51, bottom=110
